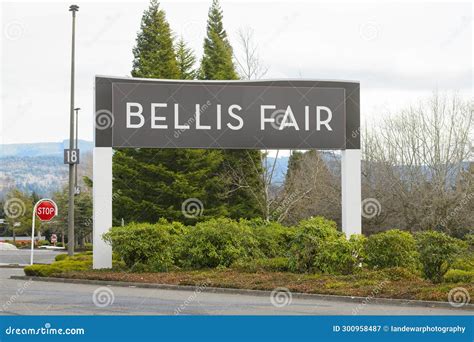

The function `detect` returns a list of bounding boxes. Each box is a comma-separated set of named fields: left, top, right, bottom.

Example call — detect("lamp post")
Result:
left=68, top=4, right=79, bottom=256
left=74, top=107, right=81, bottom=194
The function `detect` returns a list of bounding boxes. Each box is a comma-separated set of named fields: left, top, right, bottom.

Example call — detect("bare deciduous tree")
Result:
left=362, top=93, right=473, bottom=236
left=282, top=150, right=341, bottom=225
left=234, top=27, right=268, bottom=80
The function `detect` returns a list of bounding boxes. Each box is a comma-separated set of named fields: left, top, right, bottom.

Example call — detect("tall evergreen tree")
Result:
left=200, top=0, right=238, bottom=80
left=175, top=37, right=197, bottom=79
left=199, top=0, right=264, bottom=219
left=113, top=0, right=227, bottom=225
left=131, top=0, right=179, bottom=79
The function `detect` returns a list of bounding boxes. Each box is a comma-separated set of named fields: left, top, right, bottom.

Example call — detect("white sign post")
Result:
left=30, top=199, right=58, bottom=265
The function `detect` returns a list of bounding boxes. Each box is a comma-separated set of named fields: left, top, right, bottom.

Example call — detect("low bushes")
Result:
left=443, top=269, right=474, bottom=283
left=415, top=231, right=467, bottom=283
left=55, top=254, right=68, bottom=261
left=286, top=217, right=365, bottom=275
left=365, top=230, right=419, bottom=270
left=103, top=219, right=186, bottom=271
left=179, top=218, right=262, bottom=268
left=248, top=220, right=294, bottom=258
left=288, top=217, right=342, bottom=273
left=24, top=253, right=92, bottom=277
left=100, top=217, right=471, bottom=284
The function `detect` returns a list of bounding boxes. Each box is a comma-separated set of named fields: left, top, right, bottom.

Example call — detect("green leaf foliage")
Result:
left=364, top=229, right=420, bottom=270
left=415, top=230, right=467, bottom=283
left=132, top=0, right=179, bottom=79
left=179, top=218, right=262, bottom=268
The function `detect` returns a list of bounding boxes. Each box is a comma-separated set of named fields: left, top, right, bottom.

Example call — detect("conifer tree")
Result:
left=131, top=0, right=179, bottom=79
left=113, top=1, right=226, bottom=225
left=200, top=0, right=238, bottom=80
left=200, top=0, right=264, bottom=219
left=175, top=37, right=197, bottom=80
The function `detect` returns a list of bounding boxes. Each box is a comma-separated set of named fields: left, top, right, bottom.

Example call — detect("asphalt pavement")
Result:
left=0, top=268, right=471, bottom=315
left=0, top=249, right=60, bottom=266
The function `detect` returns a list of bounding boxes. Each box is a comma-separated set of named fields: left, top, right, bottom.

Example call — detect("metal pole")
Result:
left=30, top=203, right=37, bottom=265
left=68, top=4, right=79, bottom=256
left=74, top=107, right=80, bottom=190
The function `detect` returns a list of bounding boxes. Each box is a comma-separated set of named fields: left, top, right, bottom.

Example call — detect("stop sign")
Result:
left=35, top=199, right=58, bottom=221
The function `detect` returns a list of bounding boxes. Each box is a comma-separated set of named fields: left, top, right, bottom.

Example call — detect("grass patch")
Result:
left=24, top=252, right=123, bottom=277
left=29, top=265, right=473, bottom=303
left=23, top=253, right=473, bottom=303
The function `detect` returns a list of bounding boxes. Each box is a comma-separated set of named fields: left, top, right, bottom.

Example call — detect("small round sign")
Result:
left=35, top=199, right=58, bottom=221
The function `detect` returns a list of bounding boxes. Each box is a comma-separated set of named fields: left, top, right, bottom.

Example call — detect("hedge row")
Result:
left=103, top=217, right=472, bottom=282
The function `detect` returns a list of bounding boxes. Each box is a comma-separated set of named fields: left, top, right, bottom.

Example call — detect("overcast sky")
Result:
left=1, top=0, right=472, bottom=145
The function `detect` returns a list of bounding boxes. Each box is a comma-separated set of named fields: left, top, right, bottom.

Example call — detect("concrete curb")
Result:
left=10, top=275, right=473, bottom=311
left=0, top=264, right=25, bottom=269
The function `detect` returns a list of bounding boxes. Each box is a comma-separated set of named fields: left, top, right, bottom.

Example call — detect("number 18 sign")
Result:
left=64, top=148, right=80, bottom=164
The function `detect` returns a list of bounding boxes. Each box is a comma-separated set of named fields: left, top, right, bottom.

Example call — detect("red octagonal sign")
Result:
left=35, top=199, right=58, bottom=221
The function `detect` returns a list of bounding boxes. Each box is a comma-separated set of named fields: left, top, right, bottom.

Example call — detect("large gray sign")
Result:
left=95, top=76, right=360, bottom=150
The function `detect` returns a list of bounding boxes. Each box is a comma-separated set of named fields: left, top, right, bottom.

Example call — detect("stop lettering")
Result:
left=35, top=200, right=57, bottom=221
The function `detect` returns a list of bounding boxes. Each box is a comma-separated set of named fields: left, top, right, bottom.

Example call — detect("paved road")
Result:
left=0, top=269, right=471, bottom=315
left=0, top=250, right=60, bottom=265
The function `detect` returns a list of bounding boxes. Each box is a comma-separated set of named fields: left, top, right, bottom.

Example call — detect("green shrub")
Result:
left=179, top=218, right=262, bottom=268
left=103, top=220, right=185, bottom=271
left=38, top=240, right=50, bottom=246
left=451, top=256, right=474, bottom=272
left=231, top=257, right=290, bottom=272
left=288, top=216, right=342, bottom=273
left=312, top=237, right=358, bottom=275
left=463, top=234, right=474, bottom=253
left=415, top=231, right=467, bottom=283
left=55, top=254, right=68, bottom=261
left=365, top=230, right=419, bottom=270
left=248, top=220, right=294, bottom=258
left=443, top=269, right=474, bottom=283
left=24, top=254, right=92, bottom=277
left=349, top=234, right=367, bottom=264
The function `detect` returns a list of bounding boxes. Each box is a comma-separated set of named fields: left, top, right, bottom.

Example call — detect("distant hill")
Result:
left=0, top=140, right=93, bottom=157
left=265, top=151, right=341, bottom=184
left=0, top=142, right=341, bottom=197
left=3, top=141, right=466, bottom=199
left=0, top=140, right=93, bottom=197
